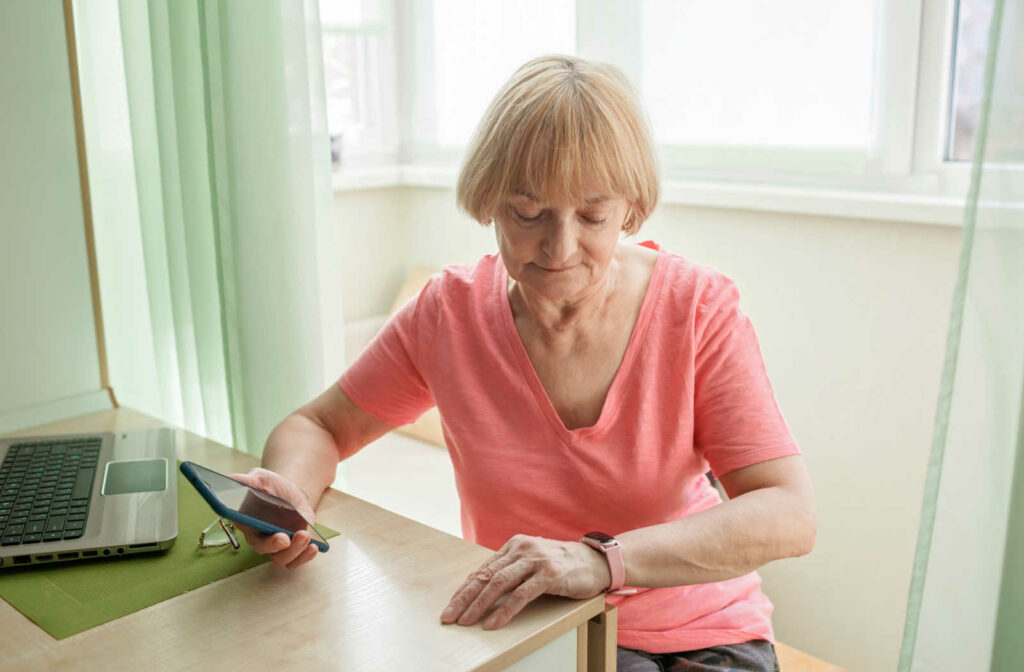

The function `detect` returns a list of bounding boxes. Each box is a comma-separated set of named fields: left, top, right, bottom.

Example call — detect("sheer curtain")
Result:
left=900, top=0, right=1024, bottom=669
left=73, top=0, right=344, bottom=454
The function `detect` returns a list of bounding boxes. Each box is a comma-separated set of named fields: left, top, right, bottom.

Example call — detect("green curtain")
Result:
left=900, top=1, right=1024, bottom=670
left=73, top=0, right=344, bottom=454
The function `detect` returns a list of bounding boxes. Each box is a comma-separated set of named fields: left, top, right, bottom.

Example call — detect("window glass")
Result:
left=319, top=0, right=389, bottom=165
left=947, top=0, right=997, bottom=161
left=641, top=0, right=877, bottom=148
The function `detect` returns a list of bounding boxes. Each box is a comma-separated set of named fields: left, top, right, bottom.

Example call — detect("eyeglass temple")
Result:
left=218, top=518, right=240, bottom=550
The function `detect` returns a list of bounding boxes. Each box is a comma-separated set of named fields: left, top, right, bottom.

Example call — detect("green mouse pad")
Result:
left=0, top=465, right=338, bottom=639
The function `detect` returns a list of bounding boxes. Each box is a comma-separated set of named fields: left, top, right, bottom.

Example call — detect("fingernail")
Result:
left=484, top=616, right=498, bottom=630
left=441, top=607, right=455, bottom=622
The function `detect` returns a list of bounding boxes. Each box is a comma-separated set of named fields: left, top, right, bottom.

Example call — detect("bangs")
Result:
left=502, top=83, right=635, bottom=207
left=457, top=55, right=658, bottom=232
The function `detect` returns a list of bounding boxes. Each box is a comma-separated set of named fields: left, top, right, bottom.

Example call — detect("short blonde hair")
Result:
left=456, top=55, right=659, bottom=234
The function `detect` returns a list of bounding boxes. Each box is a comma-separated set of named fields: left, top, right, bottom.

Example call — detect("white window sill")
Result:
left=331, top=165, right=967, bottom=227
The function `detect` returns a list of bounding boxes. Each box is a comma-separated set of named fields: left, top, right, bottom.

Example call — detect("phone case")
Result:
left=179, top=461, right=329, bottom=552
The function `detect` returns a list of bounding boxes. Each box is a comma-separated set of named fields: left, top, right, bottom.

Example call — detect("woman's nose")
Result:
left=543, top=218, right=578, bottom=264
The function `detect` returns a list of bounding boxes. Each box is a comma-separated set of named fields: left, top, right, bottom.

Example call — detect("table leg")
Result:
left=587, top=604, right=617, bottom=672
left=576, top=621, right=589, bottom=672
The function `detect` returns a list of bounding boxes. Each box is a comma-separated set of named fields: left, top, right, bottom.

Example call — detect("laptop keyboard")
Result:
left=0, top=438, right=100, bottom=546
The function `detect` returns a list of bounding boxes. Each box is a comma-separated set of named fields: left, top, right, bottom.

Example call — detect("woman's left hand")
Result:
left=440, top=534, right=611, bottom=630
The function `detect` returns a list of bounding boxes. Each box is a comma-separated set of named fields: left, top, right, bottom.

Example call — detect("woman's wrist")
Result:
left=578, top=541, right=614, bottom=592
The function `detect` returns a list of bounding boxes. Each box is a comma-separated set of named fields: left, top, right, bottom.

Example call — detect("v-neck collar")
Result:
left=495, top=242, right=669, bottom=444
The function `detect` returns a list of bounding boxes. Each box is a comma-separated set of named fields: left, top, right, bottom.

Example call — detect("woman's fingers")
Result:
left=483, top=574, right=548, bottom=630
left=287, top=541, right=320, bottom=569
left=456, top=559, right=533, bottom=626
left=238, top=526, right=315, bottom=569
left=270, top=530, right=311, bottom=567
left=441, top=552, right=516, bottom=624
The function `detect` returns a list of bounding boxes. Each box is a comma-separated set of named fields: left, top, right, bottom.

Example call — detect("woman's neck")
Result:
left=508, top=257, right=622, bottom=348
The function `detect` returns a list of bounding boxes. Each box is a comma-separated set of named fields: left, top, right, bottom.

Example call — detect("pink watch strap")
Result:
left=581, top=533, right=626, bottom=592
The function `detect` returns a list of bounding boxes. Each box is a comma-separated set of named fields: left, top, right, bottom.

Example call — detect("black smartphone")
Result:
left=180, top=461, right=329, bottom=552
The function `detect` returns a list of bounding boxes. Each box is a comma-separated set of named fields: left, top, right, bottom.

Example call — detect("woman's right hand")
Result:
left=227, top=467, right=320, bottom=569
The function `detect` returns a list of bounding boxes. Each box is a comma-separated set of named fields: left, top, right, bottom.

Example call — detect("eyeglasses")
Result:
left=198, top=518, right=240, bottom=550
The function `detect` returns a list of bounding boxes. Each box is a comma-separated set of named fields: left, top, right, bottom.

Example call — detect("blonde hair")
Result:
left=456, top=55, right=659, bottom=235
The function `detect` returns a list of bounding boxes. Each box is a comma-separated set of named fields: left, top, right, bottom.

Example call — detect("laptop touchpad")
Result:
left=102, top=459, right=168, bottom=495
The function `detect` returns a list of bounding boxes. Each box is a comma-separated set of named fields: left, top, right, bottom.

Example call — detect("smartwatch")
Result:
left=581, top=531, right=626, bottom=593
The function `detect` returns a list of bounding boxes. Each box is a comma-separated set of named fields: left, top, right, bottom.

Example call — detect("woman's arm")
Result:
left=260, top=383, right=396, bottom=509
left=617, top=454, right=816, bottom=587
left=442, top=454, right=815, bottom=629
left=230, top=384, right=396, bottom=568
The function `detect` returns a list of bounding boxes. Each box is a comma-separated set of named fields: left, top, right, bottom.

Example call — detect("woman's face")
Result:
left=494, top=190, right=630, bottom=304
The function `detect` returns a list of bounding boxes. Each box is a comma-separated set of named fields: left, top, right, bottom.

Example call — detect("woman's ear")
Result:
left=622, top=207, right=635, bottom=234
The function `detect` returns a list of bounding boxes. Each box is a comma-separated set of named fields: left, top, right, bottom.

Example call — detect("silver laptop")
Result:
left=0, top=428, right=178, bottom=569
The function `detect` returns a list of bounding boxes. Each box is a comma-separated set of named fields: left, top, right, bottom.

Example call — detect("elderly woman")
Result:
left=234, top=55, right=816, bottom=672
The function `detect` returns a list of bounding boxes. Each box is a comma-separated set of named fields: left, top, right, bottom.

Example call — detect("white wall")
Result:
left=0, top=2, right=110, bottom=432
left=334, top=185, right=962, bottom=672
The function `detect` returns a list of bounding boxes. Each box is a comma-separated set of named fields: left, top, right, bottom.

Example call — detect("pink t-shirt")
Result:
left=338, top=241, right=801, bottom=653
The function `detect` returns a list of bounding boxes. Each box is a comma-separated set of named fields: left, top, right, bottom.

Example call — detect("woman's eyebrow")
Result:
left=584, top=196, right=610, bottom=205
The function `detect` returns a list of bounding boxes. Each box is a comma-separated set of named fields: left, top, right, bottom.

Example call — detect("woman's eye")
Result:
left=581, top=214, right=607, bottom=225
left=513, top=209, right=543, bottom=223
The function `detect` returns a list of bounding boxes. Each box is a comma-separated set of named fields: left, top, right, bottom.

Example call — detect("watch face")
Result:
left=584, top=531, right=614, bottom=545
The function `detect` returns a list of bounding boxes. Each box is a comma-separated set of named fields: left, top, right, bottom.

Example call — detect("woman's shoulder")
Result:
left=635, top=240, right=738, bottom=301
left=417, top=254, right=502, bottom=311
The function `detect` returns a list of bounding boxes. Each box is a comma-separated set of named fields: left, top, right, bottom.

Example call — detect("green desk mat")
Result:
left=0, top=465, right=338, bottom=639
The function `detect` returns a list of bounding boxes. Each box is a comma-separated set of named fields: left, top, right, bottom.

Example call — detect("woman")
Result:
left=233, top=55, right=816, bottom=672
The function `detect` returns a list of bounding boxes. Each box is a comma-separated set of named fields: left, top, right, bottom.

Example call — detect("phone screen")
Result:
left=183, top=462, right=329, bottom=550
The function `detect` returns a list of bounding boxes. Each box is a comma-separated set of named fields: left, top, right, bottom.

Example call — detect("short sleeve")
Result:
left=692, top=278, right=800, bottom=477
left=337, top=278, right=439, bottom=427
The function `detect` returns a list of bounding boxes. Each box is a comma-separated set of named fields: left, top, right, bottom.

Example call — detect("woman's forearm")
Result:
left=616, top=485, right=816, bottom=587
left=260, top=412, right=341, bottom=509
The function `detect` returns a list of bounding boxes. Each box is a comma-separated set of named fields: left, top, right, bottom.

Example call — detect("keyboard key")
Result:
left=25, top=521, right=44, bottom=534
left=43, top=531, right=62, bottom=542
left=62, top=529, right=83, bottom=540
left=65, top=520, right=85, bottom=531
left=45, top=516, right=66, bottom=533
left=22, top=533, right=42, bottom=543
left=1, top=535, right=23, bottom=546
left=6, top=524, right=25, bottom=536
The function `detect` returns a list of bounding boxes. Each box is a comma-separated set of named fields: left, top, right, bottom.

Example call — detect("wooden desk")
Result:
left=0, top=408, right=611, bottom=671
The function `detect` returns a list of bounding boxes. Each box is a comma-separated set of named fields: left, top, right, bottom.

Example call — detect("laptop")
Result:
left=0, top=428, right=178, bottom=569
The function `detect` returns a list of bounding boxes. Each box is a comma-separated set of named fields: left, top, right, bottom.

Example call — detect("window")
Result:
left=394, top=0, right=921, bottom=185
left=947, top=0, right=996, bottom=161
left=322, top=0, right=1017, bottom=200
left=319, top=0, right=396, bottom=167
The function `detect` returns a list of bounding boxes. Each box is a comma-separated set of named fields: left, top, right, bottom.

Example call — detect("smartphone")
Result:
left=180, top=461, right=329, bottom=552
